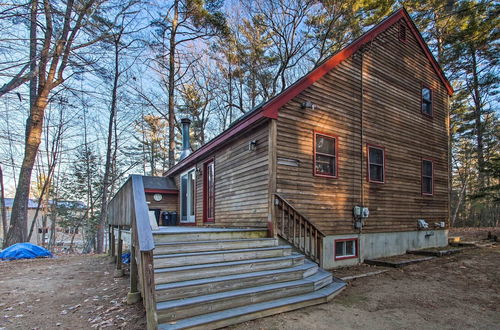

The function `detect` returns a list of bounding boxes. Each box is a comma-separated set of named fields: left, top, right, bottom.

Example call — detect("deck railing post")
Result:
left=107, top=225, right=112, bottom=256
left=110, top=225, right=116, bottom=263
left=114, top=225, right=124, bottom=278
left=127, top=240, right=141, bottom=304
left=142, top=250, right=158, bottom=330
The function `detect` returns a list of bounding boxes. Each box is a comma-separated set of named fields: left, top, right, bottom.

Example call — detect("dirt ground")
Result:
left=1, top=228, right=499, bottom=330
left=0, top=255, right=146, bottom=330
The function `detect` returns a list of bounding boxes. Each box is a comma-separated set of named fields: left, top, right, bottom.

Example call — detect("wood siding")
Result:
left=174, top=122, right=270, bottom=228
left=145, top=193, right=178, bottom=213
left=276, top=20, right=449, bottom=235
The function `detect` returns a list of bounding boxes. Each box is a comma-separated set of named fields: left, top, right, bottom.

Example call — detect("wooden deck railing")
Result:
left=107, top=175, right=157, bottom=330
left=274, top=194, right=325, bottom=266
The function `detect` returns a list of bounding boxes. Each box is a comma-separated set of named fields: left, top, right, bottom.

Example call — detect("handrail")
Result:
left=130, top=175, right=154, bottom=251
left=107, top=175, right=157, bottom=329
left=274, top=194, right=325, bottom=266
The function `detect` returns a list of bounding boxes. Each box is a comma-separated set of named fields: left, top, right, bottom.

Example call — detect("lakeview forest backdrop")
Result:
left=0, top=0, right=498, bottom=251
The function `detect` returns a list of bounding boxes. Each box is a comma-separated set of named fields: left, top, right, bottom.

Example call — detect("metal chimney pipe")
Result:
left=180, top=118, right=192, bottom=160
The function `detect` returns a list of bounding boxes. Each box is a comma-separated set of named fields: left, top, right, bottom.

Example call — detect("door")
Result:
left=203, top=159, right=215, bottom=223
left=180, top=168, right=196, bottom=223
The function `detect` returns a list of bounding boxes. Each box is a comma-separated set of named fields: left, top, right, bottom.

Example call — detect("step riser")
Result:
left=157, top=283, right=317, bottom=323
left=156, top=267, right=318, bottom=301
left=184, top=287, right=345, bottom=330
left=154, top=231, right=268, bottom=243
left=154, top=248, right=291, bottom=268
left=155, top=257, right=304, bottom=285
left=153, top=239, right=278, bottom=255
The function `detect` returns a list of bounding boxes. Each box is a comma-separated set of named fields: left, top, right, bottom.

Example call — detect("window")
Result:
left=422, top=159, right=433, bottom=195
left=335, top=238, right=358, bottom=260
left=399, top=23, right=407, bottom=42
left=421, top=85, right=433, bottom=116
left=367, top=145, right=385, bottom=183
left=314, top=132, right=338, bottom=178
left=203, top=159, right=215, bottom=222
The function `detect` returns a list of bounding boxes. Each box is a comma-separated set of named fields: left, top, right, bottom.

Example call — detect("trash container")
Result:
left=161, top=211, right=169, bottom=226
left=169, top=211, right=178, bottom=226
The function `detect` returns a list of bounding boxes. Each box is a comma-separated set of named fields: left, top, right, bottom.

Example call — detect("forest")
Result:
left=0, top=0, right=498, bottom=252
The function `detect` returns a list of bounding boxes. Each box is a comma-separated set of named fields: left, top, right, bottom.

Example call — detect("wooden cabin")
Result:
left=107, top=9, right=452, bottom=329
left=162, top=8, right=452, bottom=268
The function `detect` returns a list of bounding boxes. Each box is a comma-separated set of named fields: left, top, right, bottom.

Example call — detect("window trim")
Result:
left=313, top=131, right=339, bottom=179
left=366, top=144, right=385, bottom=184
left=398, top=22, right=407, bottom=42
left=421, top=158, right=434, bottom=196
left=203, top=157, right=215, bottom=223
left=421, top=83, right=433, bottom=118
left=334, top=238, right=359, bottom=260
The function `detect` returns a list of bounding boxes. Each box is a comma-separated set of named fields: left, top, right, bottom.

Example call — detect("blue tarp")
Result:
left=0, top=243, right=53, bottom=261
left=121, top=252, right=130, bottom=264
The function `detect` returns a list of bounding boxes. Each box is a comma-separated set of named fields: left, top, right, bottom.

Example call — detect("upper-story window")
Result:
left=421, top=85, right=433, bottom=116
left=367, top=144, right=385, bottom=183
left=422, top=159, right=433, bottom=195
left=314, top=132, right=338, bottom=178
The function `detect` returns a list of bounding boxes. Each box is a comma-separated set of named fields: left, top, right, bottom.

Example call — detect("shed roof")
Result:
left=142, top=176, right=178, bottom=191
left=166, top=8, right=453, bottom=177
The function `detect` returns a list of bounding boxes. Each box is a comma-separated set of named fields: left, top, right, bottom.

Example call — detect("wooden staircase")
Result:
left=152, top=227, right=346, bottom=330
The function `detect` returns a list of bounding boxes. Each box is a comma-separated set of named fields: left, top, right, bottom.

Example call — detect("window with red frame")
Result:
left=203, top=160, right=215, bottom=222
left=314, top=133, right=337, bottom=177
left=335, top=239, right=357, bottom=260
left=422, top=159, right=433, bottom=195
left=368, top=145, right=385, bottom=183
left=422, top=86, right=433, bottom=116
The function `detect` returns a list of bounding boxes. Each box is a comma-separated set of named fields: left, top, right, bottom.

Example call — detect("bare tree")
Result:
left=5, top=0, right=113, bottom=247
left=0, top=165, right=7, bottom=247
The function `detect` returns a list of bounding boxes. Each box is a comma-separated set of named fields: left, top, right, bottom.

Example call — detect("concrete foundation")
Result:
left=322, top=229, right=448, bottom=269
left=127, top=291, right=141, bottom=304
left=114, top=268, right=124, bottom=278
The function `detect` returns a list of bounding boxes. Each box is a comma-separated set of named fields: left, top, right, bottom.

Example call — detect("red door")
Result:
left=203, top=159, right=215, bottom=223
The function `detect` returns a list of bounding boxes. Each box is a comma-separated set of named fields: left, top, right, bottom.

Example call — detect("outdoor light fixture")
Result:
left=248, top=140, right=258, bottom=151
left=301, top=101, right=316, bottom=110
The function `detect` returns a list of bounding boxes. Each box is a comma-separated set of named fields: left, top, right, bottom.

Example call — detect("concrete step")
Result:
left=153, top=238, right=278, bottom=255
left=154, top=246, right=292, bottom=268
left=153, top=228, right=268, bottom=243
left=156, top=269, right=333, bottom=323
left=155, top=260, right=319, bottom=301
left=158, top=280, right=346, bottom=330
left=154, top=254, right=305, bottom=285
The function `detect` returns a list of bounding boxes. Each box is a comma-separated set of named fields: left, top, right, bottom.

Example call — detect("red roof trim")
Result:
left=144, top=188, right=178, bottom=194
left=261, top=8, right=452, bottom=119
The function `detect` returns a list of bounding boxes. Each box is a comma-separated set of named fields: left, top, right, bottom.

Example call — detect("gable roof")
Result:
left=166, top=8, right=453, bottom=176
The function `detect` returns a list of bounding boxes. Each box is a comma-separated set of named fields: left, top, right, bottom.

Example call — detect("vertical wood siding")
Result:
left=276, top=20, right=449, bottom=235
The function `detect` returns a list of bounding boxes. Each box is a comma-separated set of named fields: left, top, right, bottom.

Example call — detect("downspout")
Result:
left=358, top=50, right=365, bottom=264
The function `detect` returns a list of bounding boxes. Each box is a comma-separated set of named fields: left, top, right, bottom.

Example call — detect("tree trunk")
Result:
left=167, top=0, right=179, bottom=168
left=470, top=48, right=485, bottom=189
left=97, top=35, right=121, bottom=253
left=5, top=92, right=49, bottom=247
left=0, top=166, right=7, bottom=248
left=29, top=0, right=38, bottom=109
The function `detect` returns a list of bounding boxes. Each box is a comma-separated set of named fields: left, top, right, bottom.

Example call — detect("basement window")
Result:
left=367, top=144, right=385, bottom=183
left=421, top=85, right=433, bottom=117
left=335, top=238, right=358, bottom=260
left=422, top=159, right=434, bottom=195
left=314, top=132, right=338, bottom=178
